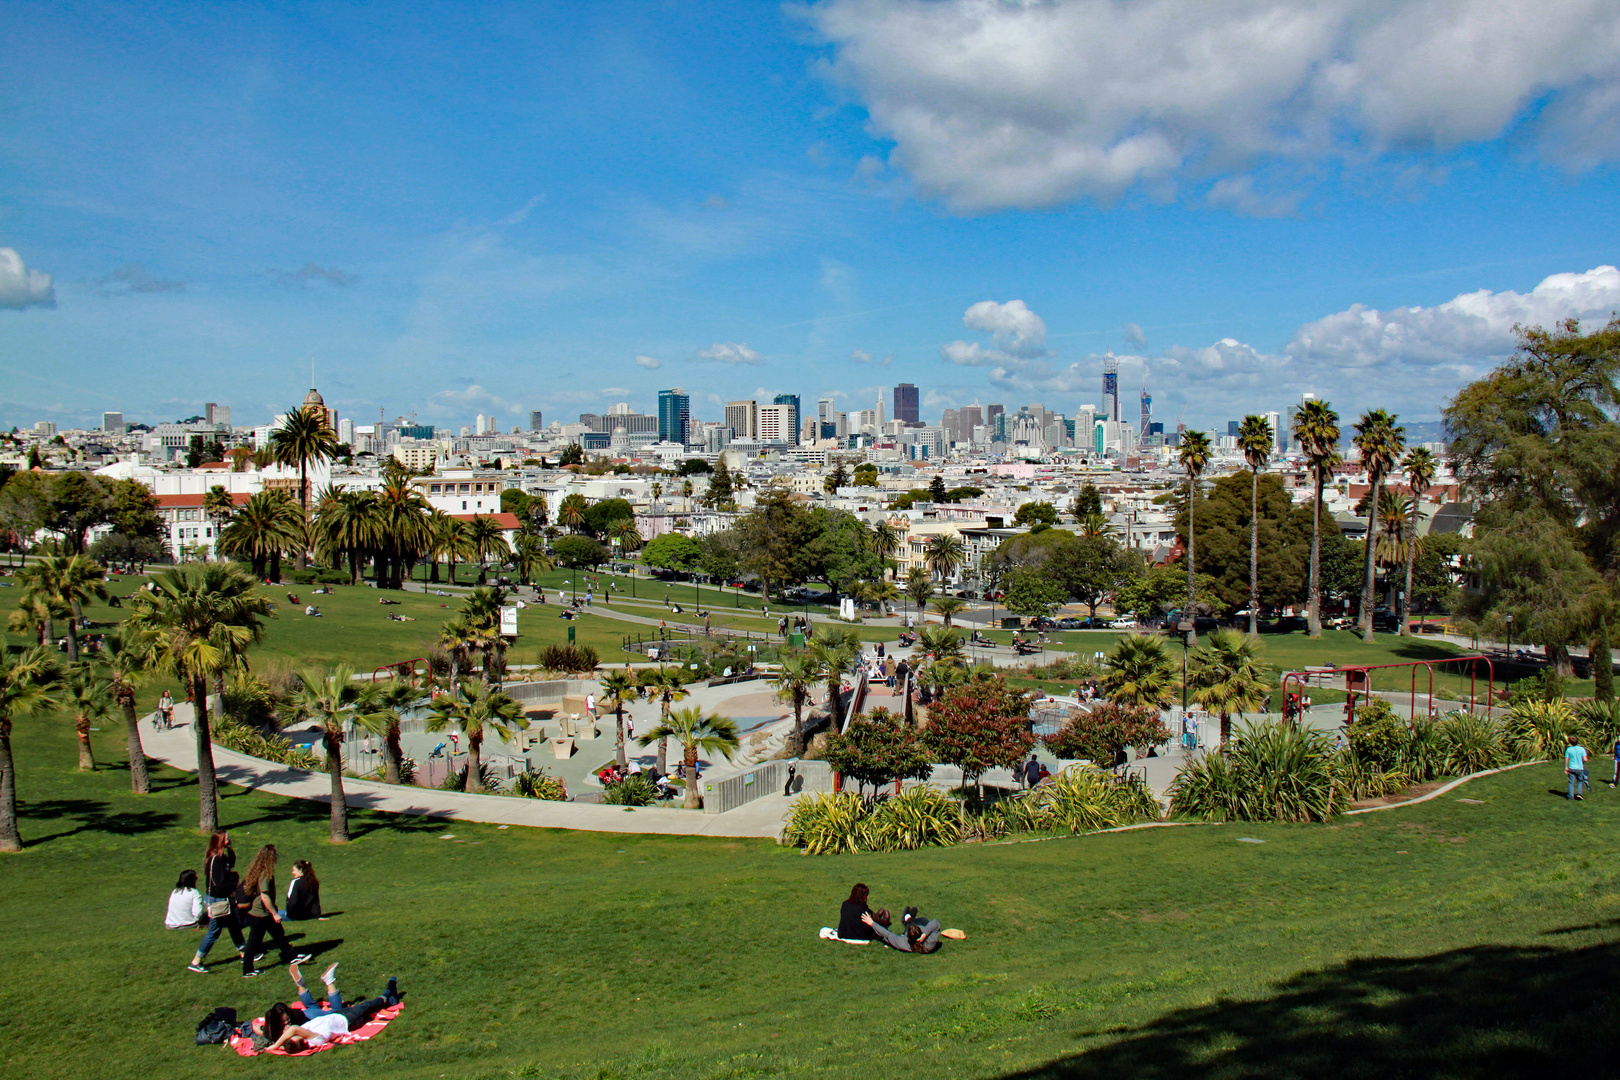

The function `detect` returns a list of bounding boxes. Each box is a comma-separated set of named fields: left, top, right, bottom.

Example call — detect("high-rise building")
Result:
left=893, top=383, right=920, bottom=424
left=205, top=402, right=231, bottom=428
left=1265, top=411, right=1282, bottom=456
left=986, top=404, right=1005, bottom=440
left=529, top=410, right=544, bottom=432
left=959, top=405, right=983, bottom=436
left=474, top=414, right=488, bottom=435
left=1103, top=354, right=1120, bottom=423
left=658, top=388, right=691, bottom=445
left=758, top=403, right=796, bottom=444
left=102, top=411, right=124, bottom=434
left=1228, top=420, right=1241, bottom=438
left=941, top=408, right=960, bottom=444
left=338, top=418, right=355, bottom=446
left=725, top=400, right=757, bottom=440
left=35, top=421, right=56, bottom=437
left=1139, top=389, right=1151, bottom=437
left=773, top=394, right=800, bottom=425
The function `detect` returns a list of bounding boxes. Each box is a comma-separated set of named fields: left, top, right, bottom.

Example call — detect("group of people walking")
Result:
left=173, top=831, right=323, bottom=977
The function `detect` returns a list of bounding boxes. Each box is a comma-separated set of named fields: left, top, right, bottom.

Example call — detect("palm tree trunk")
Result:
left=42, top=613, right=54, bottom=648
left=297, top=462, right=310, bottom=570
left=447, top=557, right=457, bottom=585
left=123, top=695, right=150, bottom=794
left=465, top=732, right=485, bottom=793
left=75, top=713, right=96, bottom=770
left=326, top=732, right=349, bottom=843
left=614, top=705, right=627, bottom=769
left=684, top=747, right=701, bottom=809
left=1248, top=471, right=1259, bottom=637
left=193, top=675, right=220, bottom=835
left=657, top=701, right=670, bottom=774
left=1186, top=476, right=1199, bottom=649
left=383, top=722, right=402, bottom=785
left=1308, top=475, right=1324, bottom=638
left=0, top=723, right=21, bottom=852
left=1360, top=477, right=1381, bottom=643
left=1402, top=520, right=1418, bottom=637
left=65, top=619, right=79, bottom=663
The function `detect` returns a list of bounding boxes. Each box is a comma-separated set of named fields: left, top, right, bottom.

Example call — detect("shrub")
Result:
left=537, top=643, right=600, bottom=675
left=1170, top=720, right=1342, bottom=823
left=1043, top=702, right=1168, bottom=764
left=440, top=761, right=505, bottom=792
left=373, top=756, right=417, bottom=785
left=782, top=791, right=868, bottom=854
left=1503, top=699, right=1583, bottom=762
left=1028, top=765, right=1161, bottom=832
left=602, top=774, right=658, bottom=806
left=1348, top=698, right=1406, bottom=772
left=1439, top=710, right=1510, bottom=775
left=1576, top=699, right=1620, bottom=753
left=862, top=786, right=964, bottom=851
left=211, top=717, right=319, bottom=770
left=512, top=768, right=568, bottom=800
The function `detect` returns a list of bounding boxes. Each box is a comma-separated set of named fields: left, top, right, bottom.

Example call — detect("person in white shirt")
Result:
left=165, top=869, right=206, bottom=929
left=260, top=964, right=402, bottom=1053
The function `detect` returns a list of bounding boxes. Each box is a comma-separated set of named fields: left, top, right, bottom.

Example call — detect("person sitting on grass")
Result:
left=838, top=883, right=880, bottom=941
left=283, top=860, right=322, bottom=922
left=256, top=963, right=402, bottom=1053
left=165, top=869, right=206, bottom=930
left=861, top=907, right=942, bottom=953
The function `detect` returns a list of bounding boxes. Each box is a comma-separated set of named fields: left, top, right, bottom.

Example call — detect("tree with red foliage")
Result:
left=923, top=675, right=1036, bottom=801
left=823, top=707, right=933, bottom=797
left=1043, top=702, right=1169, bottom=766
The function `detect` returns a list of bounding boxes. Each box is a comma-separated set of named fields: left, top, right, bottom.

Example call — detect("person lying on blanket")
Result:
left=257, top=962, right=401, bottom=1053
left=860, top=908, right=943, bottom=953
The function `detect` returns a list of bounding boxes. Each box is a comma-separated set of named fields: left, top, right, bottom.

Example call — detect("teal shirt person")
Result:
left=1566, top=744, right=1589, bottom=771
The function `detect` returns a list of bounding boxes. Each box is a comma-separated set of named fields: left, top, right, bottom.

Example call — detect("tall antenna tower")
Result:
left=1102, top=354, right=1120, bottom=424
left=1140, top=381, right=1152, bottom=438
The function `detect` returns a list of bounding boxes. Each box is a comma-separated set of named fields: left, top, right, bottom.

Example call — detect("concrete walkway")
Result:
left=143, top=703, right=794, bottom=839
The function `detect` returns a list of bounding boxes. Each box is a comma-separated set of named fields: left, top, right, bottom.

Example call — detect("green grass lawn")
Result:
left=5, top=697, right=1620, bottom=1079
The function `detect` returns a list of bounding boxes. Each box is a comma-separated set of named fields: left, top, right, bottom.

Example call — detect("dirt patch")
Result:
left=1349, top=780, right=1449, bottom=810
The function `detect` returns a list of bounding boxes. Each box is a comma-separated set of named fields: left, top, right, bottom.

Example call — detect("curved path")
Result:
left=142, top=703, right=793, bottom=839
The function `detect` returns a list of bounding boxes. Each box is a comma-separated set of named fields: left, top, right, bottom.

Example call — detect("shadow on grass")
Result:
left=997, top=941, right=1620, bottom=1080
left=222, top=788, right=455, bottom=839
left=20, top=799, right=176, bottom=846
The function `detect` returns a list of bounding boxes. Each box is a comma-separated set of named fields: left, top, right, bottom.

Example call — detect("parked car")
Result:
left=1109, top=617, right=1136, bottom=629
left=1056, top=617, right=1082, bottom=629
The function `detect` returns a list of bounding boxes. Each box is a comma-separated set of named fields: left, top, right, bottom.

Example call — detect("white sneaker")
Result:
left=320, top=962, right=339, bottom=984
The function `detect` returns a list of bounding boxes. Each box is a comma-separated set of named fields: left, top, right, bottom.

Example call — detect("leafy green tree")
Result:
left=1352, top=409, right=1405, bottom=640
left=425, top=680, right=529, bottom=793
left=803, top=508, right=885, bottom=599
left=0, top=646, right=61, bottom=852
left=823, top=708, right=932, bottom=796
left=1002, top=568, right=1064, bottom=620
left=676, top=457, right=712, bottom=476
left=642, top=532, right=704, bottom=574
left=557, top=443, right=585, bottom=466
left=699, top=530, right=742, bottom=582
left=1044, top=702, right=1168, bottom=763
left=125, top=564, right=272, bottom=833
left=1045, top=533, right=1129, bottom=624
left=702, top=458, right=737, bottom=510
left=1293, top=400, right=1342, bottom=637
left=552, top=535, right=609, bottom=569
left=1070, top=482, right=1103, bottom=520
left=1186, top=628, right=1273, bottom=744
left=1170, top=473, right=1317, bottom=618
left=852, top=463, right=879, bottom=488
left=582, top=498, right=634, bottom=538
left=1593, top=618, right=1615, bottom=705
left=928, top=474, right=948, bottom=501
left=736, top=483, right=813, bottom=600
left=637, top=706, right=740, bottom=809
left=1101, top=635, right=1177, bottom=708
left=1013, top=501, right=1059, bottom=528
left=824, top=461, right=851, bottom=494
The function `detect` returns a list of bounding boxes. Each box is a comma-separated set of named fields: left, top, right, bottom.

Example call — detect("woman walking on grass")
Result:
left=190, top=831, right=246, bottom=973
left=239, top=844, right=311, bottom=977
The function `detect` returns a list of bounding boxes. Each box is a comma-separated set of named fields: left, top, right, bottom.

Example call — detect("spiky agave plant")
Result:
left=862, top=786, right=963, bottom=851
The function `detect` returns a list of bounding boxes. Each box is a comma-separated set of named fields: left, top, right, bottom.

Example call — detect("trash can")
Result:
left=789, top=632, right=806, bottom=648
left=1001, top=617, right=1022, bottom=630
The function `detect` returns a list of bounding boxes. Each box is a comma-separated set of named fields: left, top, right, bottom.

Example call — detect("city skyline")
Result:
left=5, top=3, right=1620, bottom=431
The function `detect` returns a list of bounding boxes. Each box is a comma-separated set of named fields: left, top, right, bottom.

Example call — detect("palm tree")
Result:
left=859, top=579, right=899, bottom=616
left=608, top=518, right=644, bottom=556
left=203, top=485, right=236, bottom=552
left=269, top=403, right=339, bottom=569
left=1375, top=489, right=1412, bottom=570
left=1399, top=446, right=1439, bottom=636
left=1293, top=401, right=1342, bottom=638
left=219, top=491, right=303, bottom=582
left=639, top=706, right=740, bottom=809
left=905, top=566, right=934, bottom=620
left=63, top=659, right=113, bottom=770
left=812, top=629, right=861, bottom=734
left=285, top=665, right=371, bottom=842
left=1100, top=635, right=1177, bottom=708
left=1177, top=431, right=1213, bottom=647
left=930, top=596, right=967, bottom=628
left=871, top=520, right=901, bottom=567
left=124, top=564, right=272, bottom=834
left=924, top=534, right=967, bottom=584
left=1237, top=416, right=1274, bottom=636
left=1352, top=409, right=1406, bottom=642
left=467, top=515, right=509, bottom=585
left=436, top=617, right=480, bottom=689
left=770, top=656, right=819, bottom=756
left=460, top=586, right=509, bottom=685
left=558, top=494, right=589, bottom=534
left=512, top=531, right=553, bottom=586
left=18, top=554, right=107, bottom=661
left=916, top=626, right=966, bottom=666
left=598, top=670, right=641, bottom=769
left=103, top=636, right=152, bottom=794
left=354, top=676, right=419, bottom=785
left=7, top=593, right=54, bottom=647
left=1186, top=628, right=1274, bottom=744
left=436, top=515, right=475, bottom=586
left=636, top=666, right=691, bottom=774
left=425, top=680, right=529, bottom=793
left=0, top=645, right=61, bottom=852
left=374, top=481, right=432, bottom=588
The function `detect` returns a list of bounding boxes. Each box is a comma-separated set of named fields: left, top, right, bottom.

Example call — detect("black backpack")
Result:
left=195, top=1006, right=238, bottom=1045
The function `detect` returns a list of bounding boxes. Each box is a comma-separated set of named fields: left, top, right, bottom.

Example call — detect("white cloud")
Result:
left=849, top=348, right=894, bottom=366
left=634, top=354, right=662, bottom=369
left=0, top=248, right=57, bottom=309
left=805, top=0, right=1620, bottom=213
left=1286, top=265, right=1620, bottom=374
left=98, top=263, right=185, bottom=294
left=694, top=341, right=764, bottom=365
left=820, top=257, right=856, bottom=299
left=1122, top=323, right=1146, bottom=348
left=428, top=383, right=525, bottom=418
left=963, top=299, right=1048, bottom=357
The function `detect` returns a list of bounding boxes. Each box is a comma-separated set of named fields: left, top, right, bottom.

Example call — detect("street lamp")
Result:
left=1506, top=613, right=1514, bottom=659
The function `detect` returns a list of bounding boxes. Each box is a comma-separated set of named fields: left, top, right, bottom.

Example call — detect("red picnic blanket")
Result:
left=229, top=1002, right=404, bottom=1056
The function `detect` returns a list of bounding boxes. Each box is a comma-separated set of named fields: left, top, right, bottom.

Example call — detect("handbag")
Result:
left=206, top=898, right=232, bottom=919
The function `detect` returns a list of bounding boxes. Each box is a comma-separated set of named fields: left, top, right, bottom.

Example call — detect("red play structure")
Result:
left=371, top=657, right=431, bottom=686
left=1279, top=655, right=1497, bottom=726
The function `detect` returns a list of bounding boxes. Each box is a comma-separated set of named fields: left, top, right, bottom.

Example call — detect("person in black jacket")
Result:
left=284, top=860, right=322, bottom=921
left=190, top=831, right=247, bottom=973
left=837, top=883, right=887, bottom=941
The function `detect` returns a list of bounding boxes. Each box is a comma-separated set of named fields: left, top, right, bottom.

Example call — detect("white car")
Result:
left=1108, top=618, right=1136, bottom=629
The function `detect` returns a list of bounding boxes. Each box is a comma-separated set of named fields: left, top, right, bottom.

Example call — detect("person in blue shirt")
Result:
left=1565, top=736, right=1590, bottom=801
left=1610, top=733, right=1620, bottom=788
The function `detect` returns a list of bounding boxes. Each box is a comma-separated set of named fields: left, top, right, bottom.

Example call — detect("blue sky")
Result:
left=4, top=0, right=1620, bottom=432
